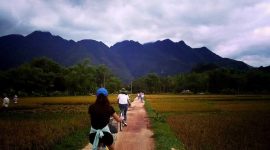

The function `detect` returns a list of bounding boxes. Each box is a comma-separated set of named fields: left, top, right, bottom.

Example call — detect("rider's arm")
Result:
left=128, top=98, right=131, bottom=106
left=112, top=112, right=123, bottom=122
left=127, top=95, right=131, bottom=105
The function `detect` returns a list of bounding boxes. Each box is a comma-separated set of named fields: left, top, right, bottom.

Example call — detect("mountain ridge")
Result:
left=0, top=31, right=251, bottom=81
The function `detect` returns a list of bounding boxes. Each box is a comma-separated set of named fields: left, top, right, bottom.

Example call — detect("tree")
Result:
left=64, top=60, right=96, bottom=95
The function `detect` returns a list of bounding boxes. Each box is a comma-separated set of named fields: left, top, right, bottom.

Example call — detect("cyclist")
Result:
left=117, top=88, right=130, bottom=126
left=141, top=92, right=145, bottom=103
left=88, top=88, right=123, bottom=150
left=13, top=95, right=18, bottom=103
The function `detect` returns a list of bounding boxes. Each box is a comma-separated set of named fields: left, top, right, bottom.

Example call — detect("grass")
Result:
left=13, top=95, right=118, bottom=105
left=53, top=127, right=89, bottom=150
left=0, top=109, right=89, bottom=149
left=0, top=95, right=123, bottom=149
left=3, top=94, right=269, bottom=150
left=146, top=95, right=270, bottom=150
left=145, top=100, right=185, bottom=150
left=168, top=112, right=270, bottom=150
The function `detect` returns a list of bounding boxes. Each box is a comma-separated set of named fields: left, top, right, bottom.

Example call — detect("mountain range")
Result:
left=0, top=31, right=250, bottom=81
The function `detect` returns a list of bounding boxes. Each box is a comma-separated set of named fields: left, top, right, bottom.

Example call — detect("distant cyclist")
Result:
left=88, top=88, right=123, bottom=150
left=140, top=92, right=145, bottom=103
left=118, top=88, right=130, bottom=126
left=13, top=95, right=18, bottom=103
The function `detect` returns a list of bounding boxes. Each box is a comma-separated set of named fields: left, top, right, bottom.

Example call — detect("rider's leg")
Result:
left=123, top=104, right=128, bottom=121
left=119, top=104, right=124, bottom=115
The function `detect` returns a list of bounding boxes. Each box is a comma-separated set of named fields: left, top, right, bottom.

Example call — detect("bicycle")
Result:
left=96, top=117, right=118, bottom=150
left=119, top=110, right=128, bottom=131
left=119, top=112, right=124, bottom=131
left=97, top=143, right=109, bottom=150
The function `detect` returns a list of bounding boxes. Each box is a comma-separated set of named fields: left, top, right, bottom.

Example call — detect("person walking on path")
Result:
left=88, top=88, right=123, bottom=150
left=2, top=95, right=9, bottom=108
left=1, top=95, right=10, bottom=112
left=118, top=88, right=130, bottom=126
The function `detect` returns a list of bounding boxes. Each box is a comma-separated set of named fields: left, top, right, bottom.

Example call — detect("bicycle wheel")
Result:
left=119, top=112, right=123, bottom=131
left=119, top=120, right=122, bottom=131
left=97, top=143, right=108, bottom=150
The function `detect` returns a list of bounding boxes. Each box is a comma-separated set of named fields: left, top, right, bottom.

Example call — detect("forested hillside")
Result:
left=0, top=58, right=121, bottom=96
left=0, top=31, right=250, bottom=82
left=132, top=64, right=270, bottom=94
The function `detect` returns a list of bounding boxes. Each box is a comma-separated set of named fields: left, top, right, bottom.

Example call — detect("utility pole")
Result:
left=131, top=81, right=133, bottom=94
left=103, top=72, right=106, bottom=88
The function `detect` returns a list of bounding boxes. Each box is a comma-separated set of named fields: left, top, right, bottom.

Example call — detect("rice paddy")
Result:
left=1, top=95, right=270, bottom=149
left=147, top=95, right=270, bottom=150
left=0, top=95, right=119, bottom=149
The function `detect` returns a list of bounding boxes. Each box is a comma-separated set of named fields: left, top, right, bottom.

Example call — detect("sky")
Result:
left=0, top=0, right=270, bottom=67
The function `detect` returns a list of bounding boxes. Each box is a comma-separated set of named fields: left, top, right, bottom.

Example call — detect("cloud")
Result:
left=0, top=0, right=270, bottom=66
left=238, top=55, right=270, bottom=67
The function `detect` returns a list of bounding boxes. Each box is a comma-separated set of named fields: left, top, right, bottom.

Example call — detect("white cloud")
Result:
left=254, top=26, right=270, bottom=38
left=238, top=55, right=270, bottom=67
left=0, top=0, right=270, bottom=66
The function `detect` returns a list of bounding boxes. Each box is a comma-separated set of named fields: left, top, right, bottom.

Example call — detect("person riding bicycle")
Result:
left=117, top=88, right=130, bottom=126
left=88, top=88, right=123, bottom=150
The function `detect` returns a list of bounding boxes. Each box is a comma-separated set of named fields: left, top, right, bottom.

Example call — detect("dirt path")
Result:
left=82, top=98, right=155, bottom=150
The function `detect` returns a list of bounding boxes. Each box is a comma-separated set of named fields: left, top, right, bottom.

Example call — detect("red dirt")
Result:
left=82, top=98, right=155, bottom=150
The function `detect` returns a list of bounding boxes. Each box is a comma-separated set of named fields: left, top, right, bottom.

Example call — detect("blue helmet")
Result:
left=96, top=88, right=108, bottom=96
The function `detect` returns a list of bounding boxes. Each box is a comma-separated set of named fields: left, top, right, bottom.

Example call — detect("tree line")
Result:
left=131, top=64, right=270, bottom=94
left=0, top=57, right=121, bottom=96
left=1, top=58, right=270, bottom=96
